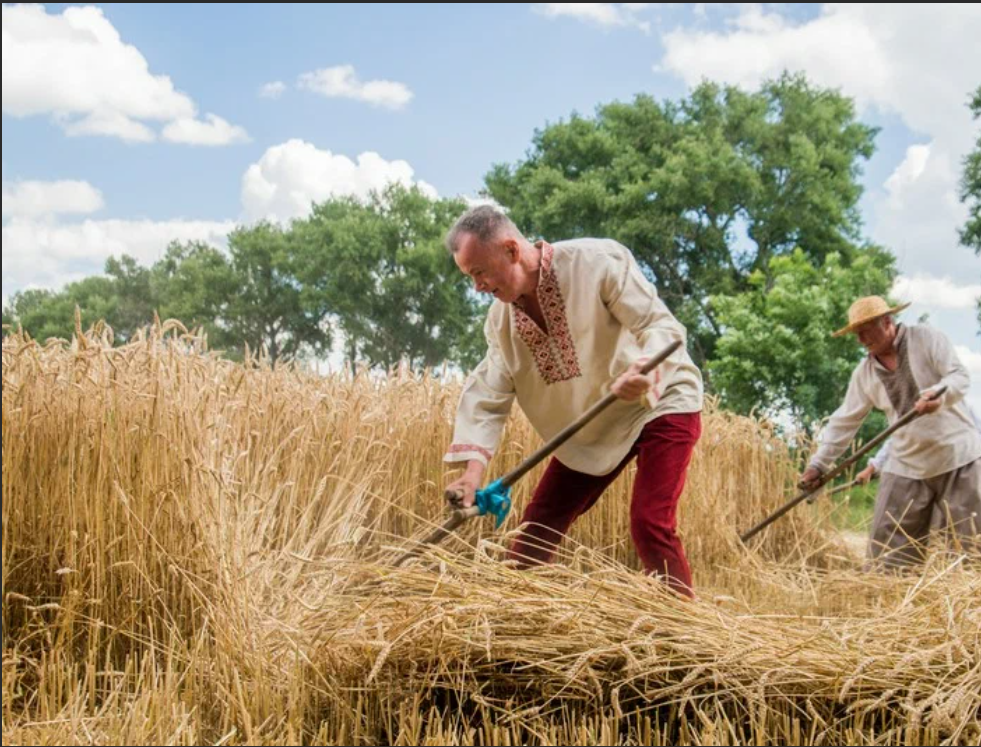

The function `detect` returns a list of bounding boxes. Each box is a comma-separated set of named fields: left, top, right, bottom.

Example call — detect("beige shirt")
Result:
left=810, top=324, right=981, bottom=480
left=444, top=238, right=703, bottom=477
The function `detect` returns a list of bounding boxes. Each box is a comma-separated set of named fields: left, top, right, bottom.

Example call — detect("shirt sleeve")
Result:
left=869, top=439, right=891, bottom=473
left=443, top=317, right=516, bottom=468
left=809, top=367, right=874, bottom=474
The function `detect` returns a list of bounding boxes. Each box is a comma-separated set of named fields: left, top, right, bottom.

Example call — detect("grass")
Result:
left=828, top=482, right=878, bottom=533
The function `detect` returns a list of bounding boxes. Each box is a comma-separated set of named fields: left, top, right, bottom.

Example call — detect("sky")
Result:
left=2, top=2, right=979, bottom=411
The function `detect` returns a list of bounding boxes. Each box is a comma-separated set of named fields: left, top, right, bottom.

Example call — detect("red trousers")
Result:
left=508, top=412, right=702, bottom=596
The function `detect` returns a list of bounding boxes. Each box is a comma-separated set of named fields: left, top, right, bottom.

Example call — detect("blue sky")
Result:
left=2, top=3, right=979, bottom=409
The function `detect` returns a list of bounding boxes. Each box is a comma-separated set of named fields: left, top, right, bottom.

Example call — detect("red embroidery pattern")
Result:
left=512, top=242, right=582, bottom=385
left=447, top=444, right=494, bottom=462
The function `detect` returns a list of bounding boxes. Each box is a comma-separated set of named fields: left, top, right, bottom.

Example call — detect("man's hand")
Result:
left=799, top=467, right=824, bottom=491
left=914, top=392, right=943, bottom=416
left=612, top=358, right=662, bottom=402
left=445, top=461, right=485, bottom=508
left=856, top=464, right=877, bottom=485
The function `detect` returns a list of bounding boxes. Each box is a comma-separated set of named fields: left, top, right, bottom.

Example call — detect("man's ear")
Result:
left=504, top=239, right=520, bottom=263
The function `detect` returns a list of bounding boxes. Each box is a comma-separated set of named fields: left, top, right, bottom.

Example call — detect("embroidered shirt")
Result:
left=445, top=238, right=704, bottom=476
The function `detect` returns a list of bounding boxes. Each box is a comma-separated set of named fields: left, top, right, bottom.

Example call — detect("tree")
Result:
left=293, top=185, right=485, bottom=371
left=961, top=86, right=981, bottom=254
left=960, top=86, right=981, bottom=332
left=150, top=241, right=239, bottom=352
left=10, top=278, right=119, bottom=343
left=709, top=247, right=895, bottom=431
left=484, top=73, right=878, bottom=369
left=6, top=254, right=177, bottom=345
left=151, top=229, right=332, bottom=364
left=1, top=303, right=13, bottom=333
left=291, top=195, right=383, bottom=369
left=5, top=187, right=482, bottom=368
left=361, top=187, right=484, bottom=370
left=104, top=255, right=157, bottom=341
left=223, top=222, right=332, bottom=363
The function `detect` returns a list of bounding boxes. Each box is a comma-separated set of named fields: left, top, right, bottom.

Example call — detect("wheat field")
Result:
left=2, top=322, right=978, bottom=746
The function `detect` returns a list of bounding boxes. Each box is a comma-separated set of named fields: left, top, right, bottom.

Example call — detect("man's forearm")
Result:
left=463, top=460, right=487, bottom=483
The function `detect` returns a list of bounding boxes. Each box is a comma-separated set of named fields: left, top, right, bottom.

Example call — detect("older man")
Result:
left=800, top=297, right=981, bottom=567
left=442, top=206, right=703, bottom=596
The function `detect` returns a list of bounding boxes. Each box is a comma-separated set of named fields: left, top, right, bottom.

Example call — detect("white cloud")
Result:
left=2, top=218, right=234, bottom=292
left=3, top=180, right=104, bottom=220
left=883, top=144, right=931, bottom=210
left=162, top=114, right=251, bottom=146
left=536, top=3, right=653, bottom=33
left=298, top=66, right=413, bottom=110
left=259, top=81, right=287, bottom=100
left=1, top=4, right=247, bottom=145
left=241, top=139, right=437, bottom=223
left=61, top=110, right=157, bottom=143
left=659, top=5, right=981, bottom=144
left=2, top=137, right=438, bottom=293
left=893, top=276, right=981, bottom=312
left=873, top=142, right=977, bottom=280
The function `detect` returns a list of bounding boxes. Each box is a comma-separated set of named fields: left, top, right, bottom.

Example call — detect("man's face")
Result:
left=453, top=233, right=521, bottom=303
left=855, top=316, right=897, bottom=357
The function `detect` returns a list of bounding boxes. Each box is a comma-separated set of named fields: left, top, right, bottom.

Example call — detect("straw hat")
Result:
left=832, top=296, right=911, bottom=337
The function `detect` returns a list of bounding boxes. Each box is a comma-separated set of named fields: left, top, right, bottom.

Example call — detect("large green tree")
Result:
left=224, top=222, right=331, bottom=363
left=709, top=248, right=894, bottom=430
left=485, top=73, right=878, bottom=369
left=293, top=185, right=485, bottom=371
left=9, top=278, right=119, bottom=343
left=7, top=254, right=172, bottom=344
left=6, top=187, right=485, bottom=368
left=104, top=255, right=157, bottom=341
left=154, top=226, right=333, bottom=363
left=960, top=85, right=981, bottom=332
left=150, top=241, right=237, bottom=349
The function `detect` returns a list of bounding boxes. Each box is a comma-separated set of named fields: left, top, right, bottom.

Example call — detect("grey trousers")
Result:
left=870, top=459, right=981, bottom=568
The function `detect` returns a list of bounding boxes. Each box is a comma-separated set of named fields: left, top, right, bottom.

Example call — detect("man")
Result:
left=442, top=206, right=704, bottom=596
left=856, top=405, right=981, bottom=485
left=800, top=297, right=981, bottom=567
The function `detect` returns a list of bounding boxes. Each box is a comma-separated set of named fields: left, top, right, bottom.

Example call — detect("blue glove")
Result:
left=474, top=479, right=512, bottom=529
